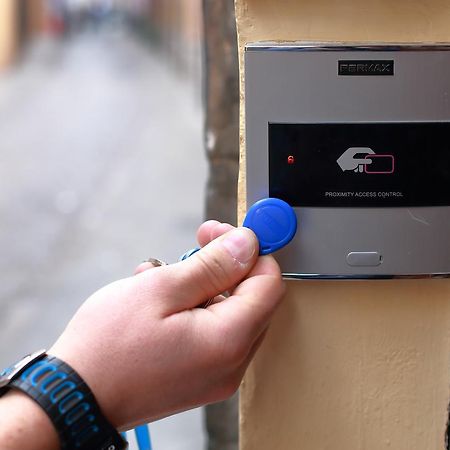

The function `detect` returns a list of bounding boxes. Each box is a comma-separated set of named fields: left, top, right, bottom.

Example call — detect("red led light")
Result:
left=287, top=155, right=295, bottom=165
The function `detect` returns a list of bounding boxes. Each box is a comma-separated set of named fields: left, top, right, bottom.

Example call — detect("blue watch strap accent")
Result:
left=7, top=354, right=127, bottom=450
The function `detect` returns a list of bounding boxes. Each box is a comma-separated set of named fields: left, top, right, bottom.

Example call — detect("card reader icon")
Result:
left=337, top=147, right=395, bottom=174
left=364, top=154, right=395, bottom=174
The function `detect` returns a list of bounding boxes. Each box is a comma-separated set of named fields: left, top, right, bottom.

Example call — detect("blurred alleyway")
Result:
left=0, top=25, right=206, bottom=450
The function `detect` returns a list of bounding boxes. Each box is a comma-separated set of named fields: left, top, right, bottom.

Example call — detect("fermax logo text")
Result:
left=338, top=60, right=394, bottom=76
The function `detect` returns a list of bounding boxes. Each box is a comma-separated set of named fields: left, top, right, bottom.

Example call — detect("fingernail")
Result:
left=221, top=228, right=256, bottom=264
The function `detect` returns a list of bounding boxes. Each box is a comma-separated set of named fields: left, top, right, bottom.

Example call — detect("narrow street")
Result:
left=0, top=26, right=206, bottom=449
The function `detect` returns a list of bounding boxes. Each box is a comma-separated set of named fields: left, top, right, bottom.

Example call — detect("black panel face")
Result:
left=269, top=122, right=450, bottom=207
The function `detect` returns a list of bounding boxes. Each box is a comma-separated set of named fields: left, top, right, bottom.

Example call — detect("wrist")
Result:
left=0, top=390, right=59, bottom=450
left=0, top=350, right=127, bottom=450
left=48, top=343, right=123, bottom=429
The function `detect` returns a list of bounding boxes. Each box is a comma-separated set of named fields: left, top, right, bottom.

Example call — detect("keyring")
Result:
left=145, top=258, right=168, bottom=267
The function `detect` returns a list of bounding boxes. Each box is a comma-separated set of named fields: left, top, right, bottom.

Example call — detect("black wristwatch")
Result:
left=0, top=350, right=127, bottom=450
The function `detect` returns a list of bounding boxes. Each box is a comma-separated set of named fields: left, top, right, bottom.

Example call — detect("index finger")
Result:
left=197, top=221, right=235, bottom=247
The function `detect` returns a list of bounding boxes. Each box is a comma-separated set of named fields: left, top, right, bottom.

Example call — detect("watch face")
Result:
left=0, top=350, right=46, bottom=389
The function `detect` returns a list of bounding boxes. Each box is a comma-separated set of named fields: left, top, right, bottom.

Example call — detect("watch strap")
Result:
left=7, top=354, right=127, bottom=450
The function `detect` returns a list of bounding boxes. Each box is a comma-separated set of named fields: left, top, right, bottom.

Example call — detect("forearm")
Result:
left=0, top=390, right=59, bottom=450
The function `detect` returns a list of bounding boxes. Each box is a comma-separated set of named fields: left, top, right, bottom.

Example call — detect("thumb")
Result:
left=159, top=227, right=259, bottom=313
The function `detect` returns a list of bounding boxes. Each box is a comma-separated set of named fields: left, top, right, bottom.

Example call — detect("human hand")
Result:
left=49, top=221, right=285, bottom=430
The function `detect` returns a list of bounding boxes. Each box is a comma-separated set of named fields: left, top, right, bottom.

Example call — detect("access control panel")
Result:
left=245, top=43, right=450, bottom=278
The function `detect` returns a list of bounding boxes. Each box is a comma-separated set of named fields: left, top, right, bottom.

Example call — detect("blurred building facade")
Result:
left=0, top=0, right=46, bottom=69
left=0, top=0, right=203, bottom=82
left=145, top=0, right=203, bottom=79
left=0, top=0, right=16, bottom=69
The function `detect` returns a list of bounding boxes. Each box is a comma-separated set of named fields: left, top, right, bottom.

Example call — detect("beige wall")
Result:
left=236, top=1, right=450, bottom=449
left=0, top=0, right=17, bottom=70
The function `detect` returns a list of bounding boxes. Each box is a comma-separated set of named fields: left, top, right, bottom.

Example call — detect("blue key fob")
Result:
left=180, top=198, right=297, bottom=259
left=243, top=198, right=297, bottom=255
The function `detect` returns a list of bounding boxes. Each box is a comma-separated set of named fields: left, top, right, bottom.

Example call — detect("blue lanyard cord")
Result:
left=135, top=424, right=153, bottom=450
left=122, top=425, right=153, bottom=450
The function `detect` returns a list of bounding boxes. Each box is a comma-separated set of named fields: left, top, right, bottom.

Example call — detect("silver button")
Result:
left=346, top=252, right=382, bottom=267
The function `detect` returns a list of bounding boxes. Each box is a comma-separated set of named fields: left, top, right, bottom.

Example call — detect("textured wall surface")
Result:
left=203, top=2, right=240, bottom=449
left=235, top=1, right=450, bottom=449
